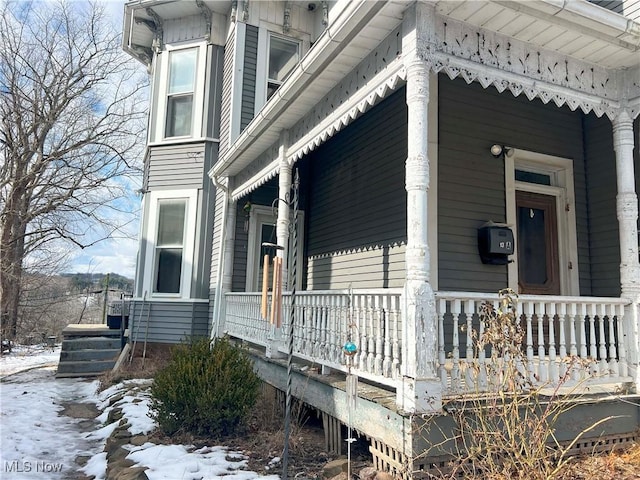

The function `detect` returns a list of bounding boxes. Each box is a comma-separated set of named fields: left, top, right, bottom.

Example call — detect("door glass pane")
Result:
left=168, top=49, right=197, bottom=94
left=157, top=200, right=186, bottom=246
left=517, top=206, right=547, bottom=285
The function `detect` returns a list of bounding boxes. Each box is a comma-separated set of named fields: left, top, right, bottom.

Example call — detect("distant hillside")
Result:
left=61, top=272, right=134, bottom=293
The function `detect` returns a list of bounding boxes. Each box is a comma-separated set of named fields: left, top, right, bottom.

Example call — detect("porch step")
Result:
left=59, top=348, right=121, bottom=362
left=56, top=324, right=123, bottom=378
left=61, top=337, right=121, bottom=351
left=56, top=360, right=117, bottom=377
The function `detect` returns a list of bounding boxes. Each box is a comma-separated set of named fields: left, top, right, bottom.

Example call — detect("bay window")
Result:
left=154, top=199, right=186, bottom=294
left=144, top=189, right=198, bottom=298
left=165, top=48, right=197, bottom=138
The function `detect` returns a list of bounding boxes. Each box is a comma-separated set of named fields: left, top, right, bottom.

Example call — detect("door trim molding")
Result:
left=505, top=149, right=579, bottom=296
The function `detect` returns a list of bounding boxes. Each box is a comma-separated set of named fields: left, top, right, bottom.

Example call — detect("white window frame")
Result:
left=143, top=189, right=198, bottom=299
left=254, top=29, right=302, bottom=115
left=153, top=43, right=207, bottom=142
left=245, top=205, right=305, bottom=292
left=505, top=149, right=579, bottom=296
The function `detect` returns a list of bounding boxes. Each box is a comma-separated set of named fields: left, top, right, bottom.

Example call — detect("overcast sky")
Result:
left=68, top=0, right=143, bottom=280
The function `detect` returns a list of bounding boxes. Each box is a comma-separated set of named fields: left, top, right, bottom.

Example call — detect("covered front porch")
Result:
left=222, top=289, right=636, bottom=400
left=209, top=3, right=640, bottom=416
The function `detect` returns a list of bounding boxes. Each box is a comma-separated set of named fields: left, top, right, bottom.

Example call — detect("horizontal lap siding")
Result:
left=438, top=77, right=591, bottom=294
left=241, top=25, right=258, bottom=132
left=583, top=115, right=620, bottom=296
left=130, top=301, right=209, bottom=344
left=218, top=29, right=235, bottom=160
left=147, top=143, right=206, bottom=189
left=231, top=181, right=278, bottom=292
left=306, top=88, right=407, bottom=290
left=589, top=1, right=640, bottom=21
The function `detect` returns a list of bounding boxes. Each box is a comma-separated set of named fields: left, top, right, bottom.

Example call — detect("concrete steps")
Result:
left=56, top=325, right=123, bottom=378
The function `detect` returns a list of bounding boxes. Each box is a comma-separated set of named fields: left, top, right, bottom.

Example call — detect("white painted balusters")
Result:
left=433, top=293, right=630, bottom=395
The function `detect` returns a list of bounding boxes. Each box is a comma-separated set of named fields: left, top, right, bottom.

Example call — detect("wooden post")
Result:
left=612, top=109, right=640, bottom=389
left=398, top=2, right=442, bottom=414
left=261, top=254, right=270, bottom=319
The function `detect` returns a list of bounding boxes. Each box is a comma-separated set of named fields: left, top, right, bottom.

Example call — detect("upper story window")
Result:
left=267, top=34, right=300, bottom=100
left=165, top=48, right=197, bottom=138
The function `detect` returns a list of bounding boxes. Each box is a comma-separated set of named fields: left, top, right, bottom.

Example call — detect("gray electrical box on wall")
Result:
left=478, top=222, right=514, bottom=265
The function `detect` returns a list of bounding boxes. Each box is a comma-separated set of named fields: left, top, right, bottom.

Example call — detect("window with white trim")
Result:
left=266, top=34, right=299, bottom=100
left=154, top=199, right=186, bottom=294
left=251, top=30, right=302, bottom=117
left=165, top=48, right=197, bottom=137
left=144, top=190, right=198, bottom=298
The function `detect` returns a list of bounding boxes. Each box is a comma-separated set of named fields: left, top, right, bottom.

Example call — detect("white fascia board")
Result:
left=211, top=0, right=392, bottom=177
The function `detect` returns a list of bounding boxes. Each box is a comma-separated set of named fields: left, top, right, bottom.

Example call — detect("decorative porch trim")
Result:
left=427, top=14, right=640, bottom=120
left=231, top=160, right=279, bottom=201
left=287, top=26, right=404, bottom=162
left=287, top=60, right=406, bottom=163
left=231, top=141, right=281, bottom=200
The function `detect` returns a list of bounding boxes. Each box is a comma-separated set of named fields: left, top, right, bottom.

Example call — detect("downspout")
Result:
left=210, top=174, right=229, bottom=341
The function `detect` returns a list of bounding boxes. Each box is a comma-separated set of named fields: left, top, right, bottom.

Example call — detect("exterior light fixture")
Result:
left=490, top=144, right=503, bottom=157
left=243, top=202, right=252, bottom=233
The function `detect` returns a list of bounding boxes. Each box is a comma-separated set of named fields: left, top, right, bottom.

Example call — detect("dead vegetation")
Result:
left=101, top=335, right=639, bottom=479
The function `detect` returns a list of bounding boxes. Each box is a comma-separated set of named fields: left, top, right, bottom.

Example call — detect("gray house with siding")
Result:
left=123, top=0, right=640, bottom=474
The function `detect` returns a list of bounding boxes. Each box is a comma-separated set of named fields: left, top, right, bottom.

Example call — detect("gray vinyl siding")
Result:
left=232, top=201, right=249, bottom=292
left=583, top=115, right=620, bottom=296
left=164, top=15, right=209, bottom=44
left=206, top=45, right=224, bottom=139
left=218, top=28, right=235, bottom=160
left=129, top=300, right=210, bottom=344
left=231, top=182, right=278, bottom=291
left=209, top=186, right=227, bottom=293
left=241, top=25, right=258, bottom=131
left=589, top=0, right=640, bottom=20
left=305, top=88, right=407, bottom=290
left=191, top=143, right=217, bottom=299
left=147, top=143, right=207, bottom=189
left=438, top=77, right=591, bottom=294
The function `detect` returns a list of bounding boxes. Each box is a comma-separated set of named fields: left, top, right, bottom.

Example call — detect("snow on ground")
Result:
left=0, top=344, right=61, bottom=377
left=0, top=364, right=102, bottom=479
left=0, top=346, right=280, bottom=480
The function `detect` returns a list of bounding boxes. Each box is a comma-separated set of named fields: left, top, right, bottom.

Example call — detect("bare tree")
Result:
left=0, top=0, right=148, bottom=340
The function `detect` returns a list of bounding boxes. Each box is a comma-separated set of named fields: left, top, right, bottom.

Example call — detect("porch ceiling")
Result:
left=214, top=0, right=640, bottom=178
left=437, top=1, right=640, bottom=69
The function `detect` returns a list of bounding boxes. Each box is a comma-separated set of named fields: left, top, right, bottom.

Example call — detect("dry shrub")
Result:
left=419, top=289, right=615, bottom=480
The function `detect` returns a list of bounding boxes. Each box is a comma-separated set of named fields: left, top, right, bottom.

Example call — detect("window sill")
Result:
left=147, top=136, right=219, bottom=148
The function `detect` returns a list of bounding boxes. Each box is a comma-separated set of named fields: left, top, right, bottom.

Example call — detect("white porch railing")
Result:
left=436, top=292, right=631, bottom=395
left=224, top=290, right=633, bottom=395
left=224, top=289, right=403, bottom=387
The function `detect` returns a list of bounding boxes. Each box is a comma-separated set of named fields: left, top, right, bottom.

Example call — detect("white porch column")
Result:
left=276, top=142, right=292, bottom=289
left=612, top=109, right=640, bottom=387
left=612, top=110, right=640, bottom=299
left=398, top=2, right=441, bottom=414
